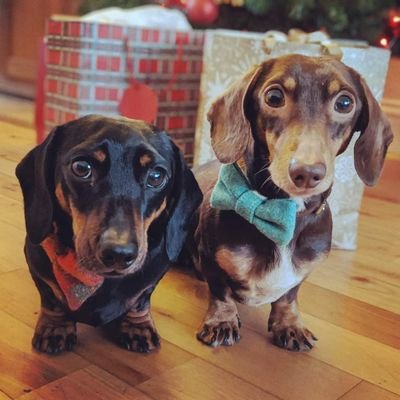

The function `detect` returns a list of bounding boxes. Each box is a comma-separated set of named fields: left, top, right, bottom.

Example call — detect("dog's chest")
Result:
left=216, top=245, right=311, bottom=306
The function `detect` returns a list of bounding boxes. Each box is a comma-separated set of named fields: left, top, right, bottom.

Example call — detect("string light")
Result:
left=380, top=37, right=389, bottom=47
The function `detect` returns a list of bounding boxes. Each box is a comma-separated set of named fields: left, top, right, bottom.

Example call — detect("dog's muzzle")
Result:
left=97, top=227, right=138, bottom=271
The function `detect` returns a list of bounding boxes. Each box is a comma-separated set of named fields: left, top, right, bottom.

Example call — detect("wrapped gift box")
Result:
left=38, top=17, right=205, bottom=165
left=194, top=30, right=391, bottom=249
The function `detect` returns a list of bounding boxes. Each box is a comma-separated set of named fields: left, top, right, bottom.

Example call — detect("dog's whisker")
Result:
left=255, top=164, right=270, bottom=176
left=260, top=175, right=273, bottom=189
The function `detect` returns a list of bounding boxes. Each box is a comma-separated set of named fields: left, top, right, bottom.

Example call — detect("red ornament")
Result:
left=119, top=82, right=158, bottom=124
left=185, top=0, right=219, bottom=25
left=162, top=0, right=186, bottom=9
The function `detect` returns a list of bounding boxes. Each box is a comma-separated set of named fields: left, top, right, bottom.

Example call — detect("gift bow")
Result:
left=210, top=163, right=297, bottom=246
left=263, top=29, right=344, bottom=59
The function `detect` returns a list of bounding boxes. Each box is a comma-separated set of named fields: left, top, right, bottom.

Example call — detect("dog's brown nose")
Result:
left=99, top=242, right=138, bottom=269
left=289, top=161, right=326, bottom=189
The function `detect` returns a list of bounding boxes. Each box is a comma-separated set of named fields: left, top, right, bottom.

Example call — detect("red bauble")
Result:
left=186, top=0, right=219, bottom=25
left=162, top=0, right=186, bottom=9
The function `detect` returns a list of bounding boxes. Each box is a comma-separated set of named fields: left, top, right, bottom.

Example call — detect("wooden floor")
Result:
left=0, top=97, right=399, bottom=400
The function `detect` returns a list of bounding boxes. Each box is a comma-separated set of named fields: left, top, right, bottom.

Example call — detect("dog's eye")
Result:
left=71, top=160, right=92, bottom=179
left=265, top=88, right=285, bottom=108
left=335, top=95, right=354, bottom=113
left=146, top=167, right=167, bottom=189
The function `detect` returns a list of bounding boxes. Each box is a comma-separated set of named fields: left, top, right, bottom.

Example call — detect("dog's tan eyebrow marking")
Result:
left=139, top=154, right=152, bottom=167
left=93, top=150, right=107, bottom=162
left=283, top=77, right=296, bottom=91
left=328, top=80, right=341, bottom=95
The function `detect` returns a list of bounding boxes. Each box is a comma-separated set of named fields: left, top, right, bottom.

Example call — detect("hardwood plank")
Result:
left=0, top=270, right=37, bottom=326
left=151, top=269, right=400, bottom=396
left=0, top=172, right=23, bottom=202
left=302, top=314, right=400, bottom=396
left=151, top=272, right=360, bottom=400
left=0, top=341, right=69, bottom=399
left=0, top=310, right=89, bottom=399
left=0, top=121, right=35, bottom=178
left=0, top=391, right=12, bottom=400
left=137, top=357, right=279, bottom=400
left=0, top=194, right=25, bottom=231
left=0, top=155, right=23, bottom=177
left=0, top=94, right=33, bottom=128
left=364, top=158, right=400, bottom=203
left=18, top=365, right=150, bottom=400
left=299, top=281, right=400, bottom=350
left=75, top=324, right=196, bottom=388
left=1, top=267, right=361, bottom=400
left=383, top=57, right=400, bottom=99
left=0, top=120, right=35, bottom=145
left=153, top=310, right=360, bottom=400
left=340, top=381, right=400, bottom=400
left=309, top=196, right=400, bottom=314
left=0, top=222, right=27, bottom=272
left=309, top=250, right=400, bottom=315
left=238, top=301, right=400, bottom=395
left=153, top=269, right=400, bottom=350
left=0, top=270, right=196, bottom=389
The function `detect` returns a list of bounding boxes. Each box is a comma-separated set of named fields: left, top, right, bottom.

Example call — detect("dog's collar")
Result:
left=41, top=236, right=104, bottom=311
left=299, top=188, right=331, bottom=217
left=315, top=201, right=327, bottom=215
left=210, top=163, right=297, bottom=246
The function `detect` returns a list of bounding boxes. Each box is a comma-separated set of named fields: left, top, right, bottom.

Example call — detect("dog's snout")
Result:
left=99, top=242, right=138, bottom=269
left=289, top=161, right=326, bottom=189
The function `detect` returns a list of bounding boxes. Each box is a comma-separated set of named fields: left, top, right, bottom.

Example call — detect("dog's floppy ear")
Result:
left=352, top=73, right=393, bottom=186
left=207, top=64, right=263, bottom=163
left=15, top=126, right=63, bottom=244
left=165, top=141, right=203, bottom=262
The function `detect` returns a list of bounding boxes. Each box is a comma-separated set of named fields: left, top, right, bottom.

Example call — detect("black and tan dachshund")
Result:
left=16, top=115, right=202, bottom=354
left=192, top=54, right=393, bottom=351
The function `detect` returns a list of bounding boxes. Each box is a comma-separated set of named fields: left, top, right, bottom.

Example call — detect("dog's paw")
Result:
left=197, top=315, right=241, bottom=347
left=268, top=320, right=317, bottom=352
left=118, top=323, right=161, bottom=353
left=32, top=316, right=77, bottom=354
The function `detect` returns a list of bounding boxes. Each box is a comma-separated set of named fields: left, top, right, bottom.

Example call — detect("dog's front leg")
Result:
left=118, top=289, right=160, bottom=353
left=268, top=284, right=317, bottom=351
left=197, top=294, right=241, bottom=347
left=32, top=306, right=77, bottom=354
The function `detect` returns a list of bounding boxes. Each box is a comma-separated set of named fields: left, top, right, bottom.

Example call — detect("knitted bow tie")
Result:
left=210, top=163, right=297, bottom=246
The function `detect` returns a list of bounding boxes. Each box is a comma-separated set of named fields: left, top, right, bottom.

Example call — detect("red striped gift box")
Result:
left=38, top=17, right=205, bottom=165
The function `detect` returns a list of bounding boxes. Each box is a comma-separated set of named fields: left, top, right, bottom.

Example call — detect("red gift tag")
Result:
left=119, top=81, right=158, bottom=124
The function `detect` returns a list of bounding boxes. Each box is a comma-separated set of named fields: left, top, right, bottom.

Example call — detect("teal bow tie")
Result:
left=210, top=163, right=297, bottom=246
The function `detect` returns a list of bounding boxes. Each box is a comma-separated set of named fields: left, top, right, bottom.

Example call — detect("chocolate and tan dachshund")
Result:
left=192, top=54, right=393, bottom=351
left=16, top=115, right=202, bottom=354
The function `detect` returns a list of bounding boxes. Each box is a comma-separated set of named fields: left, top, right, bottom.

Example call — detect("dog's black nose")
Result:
left=99, top=243, right=138, bottom=269
left=289, top=162, right=326, bottom=189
